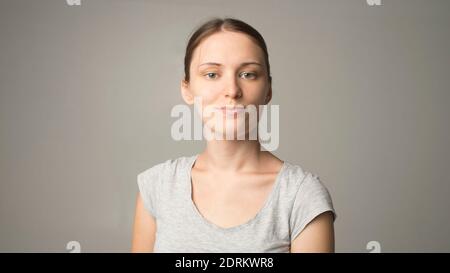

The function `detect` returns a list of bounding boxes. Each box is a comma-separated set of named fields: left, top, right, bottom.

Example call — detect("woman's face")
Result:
left=181, top=30, right=272, bottom=139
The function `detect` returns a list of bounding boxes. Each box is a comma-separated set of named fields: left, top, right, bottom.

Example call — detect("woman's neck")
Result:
left=199, top=140, right=265, bottom=173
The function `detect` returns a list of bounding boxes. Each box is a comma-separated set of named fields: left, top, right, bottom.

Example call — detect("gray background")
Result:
left=1, top=0, right=449, bottom=252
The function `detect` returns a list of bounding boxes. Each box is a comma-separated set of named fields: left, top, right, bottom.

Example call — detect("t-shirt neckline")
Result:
left=186, top=154, right=287, bottom=233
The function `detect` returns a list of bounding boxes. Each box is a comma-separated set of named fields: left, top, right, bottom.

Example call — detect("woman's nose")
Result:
left=224, top=75, right=242, bottom=99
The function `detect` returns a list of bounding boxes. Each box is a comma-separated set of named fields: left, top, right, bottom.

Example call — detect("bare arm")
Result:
left=290, top=211, right=335, bottom=253
left=131, top=193, right=157, bottom=253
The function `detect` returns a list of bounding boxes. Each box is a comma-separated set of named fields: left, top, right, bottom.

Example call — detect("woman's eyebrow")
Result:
left=198, top=62, right=222, bottom=68
left=239, top=62, right=262, bottom=67
left=198, top=62, right=262, bottom=68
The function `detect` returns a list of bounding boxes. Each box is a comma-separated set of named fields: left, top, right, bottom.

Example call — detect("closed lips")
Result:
left=214, top=105, right=246, bottom=117
left=214, top=106, right=245, bottom=111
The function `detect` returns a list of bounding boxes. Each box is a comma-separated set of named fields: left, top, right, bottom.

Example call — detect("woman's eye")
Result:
left=205, top=72, right=218, bottom=79
left=240, top=72, right=257, bottom=80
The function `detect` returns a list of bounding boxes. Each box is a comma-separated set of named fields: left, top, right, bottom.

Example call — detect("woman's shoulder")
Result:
left=279, top=160, right=329, bottom=195
left=137, top=154, right=196, bottom=180
left=263, top=152, right=319, bottom=188
left=279, top=161, right=336, bottom=221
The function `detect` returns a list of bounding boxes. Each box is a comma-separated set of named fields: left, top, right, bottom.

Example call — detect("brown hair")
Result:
left=183, top=17, right=272, bottom=84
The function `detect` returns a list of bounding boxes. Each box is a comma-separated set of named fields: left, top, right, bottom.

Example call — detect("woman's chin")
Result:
left=203, top=114, right=258, bottom=140
left=204, top=124, right=246, bottom=140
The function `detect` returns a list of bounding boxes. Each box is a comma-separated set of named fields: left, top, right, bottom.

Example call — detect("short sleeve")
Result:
left=290, top=172, right=337, bottom=241
left=137, top=164, right=162, bottom=219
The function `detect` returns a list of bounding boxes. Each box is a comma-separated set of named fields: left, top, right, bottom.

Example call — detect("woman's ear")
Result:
left=180, top=80, right=194, bottom=105
left=264, top=85, right=272, bottom=104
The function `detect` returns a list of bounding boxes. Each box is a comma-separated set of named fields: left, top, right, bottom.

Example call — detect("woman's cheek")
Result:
left=198, top=89, right=219, bottom=103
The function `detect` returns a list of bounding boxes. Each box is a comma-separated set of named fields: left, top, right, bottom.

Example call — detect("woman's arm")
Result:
left=131, top=194, right=157, bottom=252
left=290, top=211, right=335, bottom=253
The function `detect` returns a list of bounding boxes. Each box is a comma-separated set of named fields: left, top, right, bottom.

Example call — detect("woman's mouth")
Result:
left=214, top=105, right=246, bottom=117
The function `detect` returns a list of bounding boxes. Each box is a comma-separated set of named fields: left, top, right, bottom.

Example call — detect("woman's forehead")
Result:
left=192, top=31, right=265, bottom=66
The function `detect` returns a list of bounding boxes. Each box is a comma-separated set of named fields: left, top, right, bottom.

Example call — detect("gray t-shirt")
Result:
left=137, top=154, right=336, bottom=253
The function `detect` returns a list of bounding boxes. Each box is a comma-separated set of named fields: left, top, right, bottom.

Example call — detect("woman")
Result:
left=132, top=17, right=336, bottom=253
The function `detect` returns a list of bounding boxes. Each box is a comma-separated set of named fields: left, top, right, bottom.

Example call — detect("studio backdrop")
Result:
left=1, top=0, right=449, bottom=252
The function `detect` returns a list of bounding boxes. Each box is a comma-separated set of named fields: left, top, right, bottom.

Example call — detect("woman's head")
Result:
left=183, top=18, right=271, bottom=84
left=180, top=18, right=272, bottom=139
